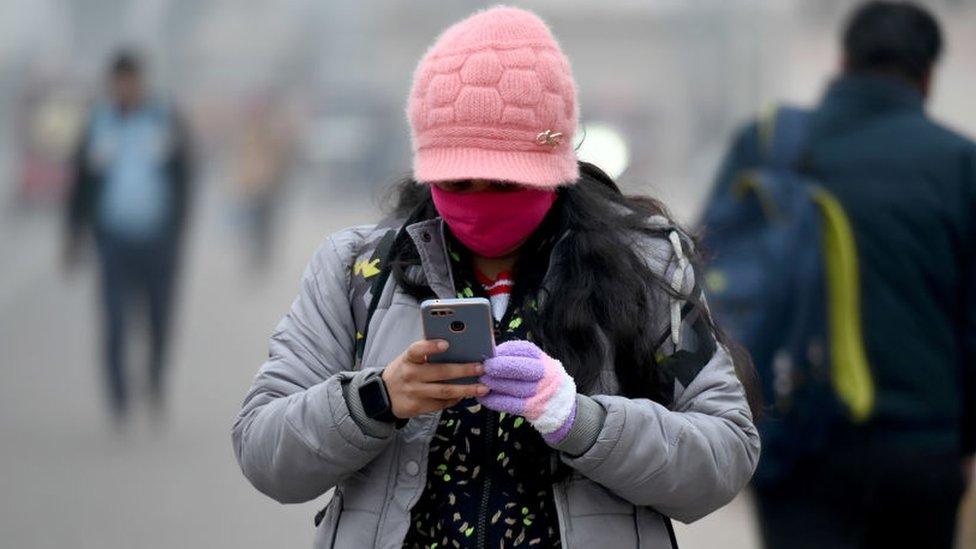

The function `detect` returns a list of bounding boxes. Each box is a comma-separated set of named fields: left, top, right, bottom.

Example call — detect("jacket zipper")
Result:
left=476, top=410, right=496, bottom=549
left=436, top=219, right=458, bottom=295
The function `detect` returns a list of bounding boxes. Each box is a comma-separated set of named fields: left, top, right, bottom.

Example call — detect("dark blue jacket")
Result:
left=807, top=75, right=976, bottom=455
left=716, top=74, right=976, bottom=456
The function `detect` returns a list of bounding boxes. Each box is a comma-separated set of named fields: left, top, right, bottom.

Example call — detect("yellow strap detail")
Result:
left=733, top=172, right=783, bottom=222
left=811, top=186, right=875, bottom=423
left=704, top=269, right=728, bottom=294
left=353, top=258, right=381, bottom=278
left=758, top=102, right=779, bottom=158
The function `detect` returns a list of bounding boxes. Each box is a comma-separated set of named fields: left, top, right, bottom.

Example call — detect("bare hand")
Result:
left=381, top=340, right=488, bottom=419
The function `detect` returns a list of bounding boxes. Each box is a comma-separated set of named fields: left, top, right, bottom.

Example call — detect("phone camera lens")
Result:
left=449, top=320, right=466, bottom=333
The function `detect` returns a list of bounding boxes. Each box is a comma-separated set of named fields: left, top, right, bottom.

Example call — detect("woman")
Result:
left=233, top=7, right=760, bottom=548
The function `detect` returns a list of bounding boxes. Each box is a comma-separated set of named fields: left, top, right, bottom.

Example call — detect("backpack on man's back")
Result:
left=699, top=106, right=875, bottom=485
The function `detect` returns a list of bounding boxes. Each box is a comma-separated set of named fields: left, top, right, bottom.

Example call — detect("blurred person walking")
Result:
left=230, top=95, right=295, bottom=275
left=233, top=7, right=760, bottom=548
left=64, top=51, right=193, bottom=426
left=706, top=3, right=974, bottom=548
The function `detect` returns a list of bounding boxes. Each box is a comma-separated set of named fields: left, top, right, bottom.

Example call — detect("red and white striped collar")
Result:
left=475, top=269, right=513, bottom=322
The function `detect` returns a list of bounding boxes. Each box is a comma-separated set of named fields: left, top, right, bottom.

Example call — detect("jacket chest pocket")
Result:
left=562, top=479, right=636, bottom=547
left=314, top=480, right=385, bottom=548
left=360, top=293, right=422, bottom=370
left=635, top=507, right=677, bottom=549
left=565, top=476, right=632, bottom=516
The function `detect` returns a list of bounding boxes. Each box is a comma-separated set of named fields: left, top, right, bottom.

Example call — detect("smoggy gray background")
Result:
left=1, top=1, right=974, bottom=547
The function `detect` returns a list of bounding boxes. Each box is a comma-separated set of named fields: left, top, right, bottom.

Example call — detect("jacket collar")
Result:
left=808, top=73, right=924, bottom=141
left=405, top=218, right=457, bottom=299
left=404, top=215, right=573, bottom=303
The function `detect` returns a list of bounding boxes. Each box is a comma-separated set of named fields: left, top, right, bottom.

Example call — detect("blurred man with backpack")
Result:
left=702, top=2, right=975, bottom=547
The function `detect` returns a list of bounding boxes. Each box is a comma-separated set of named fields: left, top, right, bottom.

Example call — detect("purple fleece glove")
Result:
left=478, top=340, right=578, bottom=444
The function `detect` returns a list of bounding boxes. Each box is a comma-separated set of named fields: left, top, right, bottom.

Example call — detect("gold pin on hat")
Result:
left=535, top=129, right=562, bottom=147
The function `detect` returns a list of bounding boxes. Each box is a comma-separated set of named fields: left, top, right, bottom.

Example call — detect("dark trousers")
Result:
left=96, top=232, right=179, bottom=416
left=245, top=187, right=279, bottom=272
left=755, top=442, right=966, bottom=549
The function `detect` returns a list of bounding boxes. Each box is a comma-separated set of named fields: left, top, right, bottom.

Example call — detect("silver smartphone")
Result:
left=420, top=297, right=495, bottom=384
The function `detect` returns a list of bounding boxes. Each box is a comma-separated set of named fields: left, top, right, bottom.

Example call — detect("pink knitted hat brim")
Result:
left=414, top=146, right=578, bottom=187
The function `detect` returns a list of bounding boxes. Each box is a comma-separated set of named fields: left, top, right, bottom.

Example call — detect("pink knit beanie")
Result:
left=408, top=6, right=579, bottom=188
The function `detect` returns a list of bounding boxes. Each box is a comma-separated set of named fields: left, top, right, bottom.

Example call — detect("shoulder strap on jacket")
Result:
left=759, top=105, right=811, bottom=171
left=350, top=220, right=401, bottom=367
left=651, top=225, right=718, bottom=390
left=809, top=185, right=875, bottom=422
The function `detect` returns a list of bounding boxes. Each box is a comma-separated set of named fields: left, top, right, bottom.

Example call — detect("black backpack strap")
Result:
left=352, top=227, right=397, bottom=367
left=657, top=304, right=717, bottom=387
left=664, top=515, right=679, bottom=549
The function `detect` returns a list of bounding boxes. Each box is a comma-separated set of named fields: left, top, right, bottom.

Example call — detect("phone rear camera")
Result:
left=449, top=320, right=466, bottom=333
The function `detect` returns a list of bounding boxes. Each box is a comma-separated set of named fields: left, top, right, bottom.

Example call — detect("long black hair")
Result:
left=386, top=161, right=761, bottom=416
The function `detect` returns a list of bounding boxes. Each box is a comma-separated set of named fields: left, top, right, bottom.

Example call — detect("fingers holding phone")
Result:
left=382, top=339, right=488, bottom=418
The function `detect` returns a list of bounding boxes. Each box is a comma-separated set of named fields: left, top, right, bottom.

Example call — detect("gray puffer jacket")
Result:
left=232, top=218, right=760, bottom=548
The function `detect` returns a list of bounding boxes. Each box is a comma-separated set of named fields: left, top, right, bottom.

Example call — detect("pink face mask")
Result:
left=431, top=185, right=557, bottom=258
